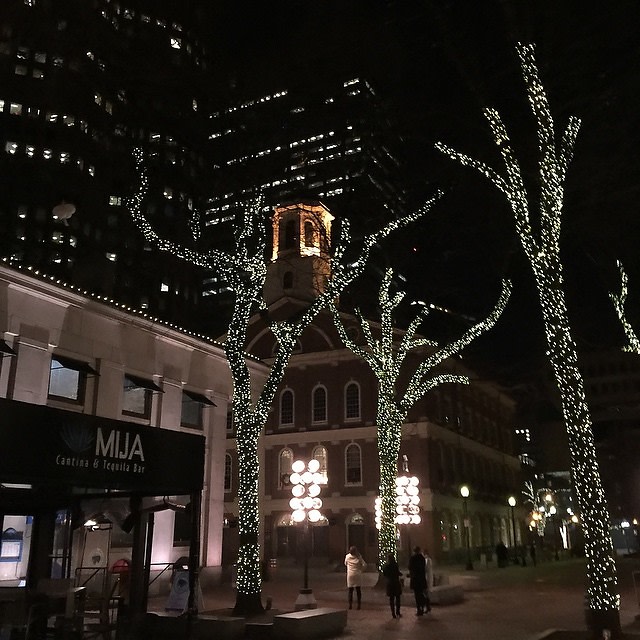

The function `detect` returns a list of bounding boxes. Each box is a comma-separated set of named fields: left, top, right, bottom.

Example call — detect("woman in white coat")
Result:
left=344, top=545, right=366, bottom=609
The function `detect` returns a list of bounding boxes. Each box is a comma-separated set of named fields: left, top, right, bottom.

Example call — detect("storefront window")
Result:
left=0, top=515, right=33, bottom=587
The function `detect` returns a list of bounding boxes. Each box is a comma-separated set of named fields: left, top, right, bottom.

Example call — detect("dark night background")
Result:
left=206, top=1, right=640, bottom=384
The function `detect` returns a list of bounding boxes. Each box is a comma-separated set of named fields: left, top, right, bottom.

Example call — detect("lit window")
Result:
left=69, top=236, right=77, bottom=248
left=52, top=231, right=64, bottom=244
left=15, top=64, right=28, bottom=76
left=86, top=51, right=95, bottom=60
left=109, top=196, right=121, bottom=206
left=59, top=152, right=70, bottom=164
left=0, top=100, right=4, bottom=112
left=312, top=445, right=328, bottom=484
left=160, top=283, right=169, bottom=293
left=63, top=115, right=74, bottom=127
left=26, top=146, right=35, bottom=158
left=224, top=454, right=232, bottom=492
left=47, top=113, right=58, bottom=123
left=52, top=56, right=63, bottom=67
left=164, top=187, right=173, bottom=199
left=345, top=443, right=362, bottom=485
left=43, top=149, right=52, bottom=160
left=279, top=448, right=293, bottom=488
left=17, top=206, right=27, bottom=219
left=32, top=69, right=44, bottom=79
left=94, top=93, right=102, bottom=106
left=48, top=356, right=96, bottom=403
left=280, top=389, right=294, bottom=426
left=5, top=142, right=17, bottom=154
left=34, top=51, right=46, bottom=64
left=105, top=101, right=112, bottom=114
left=170, top=37, right=181, bottom=49
left=10, top=103, right=22, bottom=115
left=312, top=386, right=327, bottom=423
left=345, top=382, right=361, bottom=420
left=88, top=166, right=95, bottom=176
left=17, top=47, right=29, bottom=60
left=105, top=253, right=117, bottom=262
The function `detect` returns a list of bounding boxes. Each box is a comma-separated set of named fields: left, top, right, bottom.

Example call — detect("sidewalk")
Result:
left=152, top=557, right=640, bottom=640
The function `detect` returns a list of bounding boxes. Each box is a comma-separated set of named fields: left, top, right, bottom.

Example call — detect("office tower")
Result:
left=0, top=0, right=212, bottom=329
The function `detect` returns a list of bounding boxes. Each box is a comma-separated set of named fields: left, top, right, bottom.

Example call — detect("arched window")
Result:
left=283, top=271, right=294, bottom=289
left=224, top=454, right=232, bottom=492
left=345, top=443, right=362, bottom=485
left=344, top=382, right=360, bottom=420
left=279, top=447, right=293, bottom=488
left=312, top=385, right=327, bottom=423
left=312, top=445, right=328, bottom=485
left=281, top=219, right=296, bottom=249
left=304, top=220, right=315, bottom=247
left=280, top=389, right=294, bottom=426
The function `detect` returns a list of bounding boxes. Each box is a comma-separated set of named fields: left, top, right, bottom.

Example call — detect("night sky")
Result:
left=209, top=1, right=640, bottom=382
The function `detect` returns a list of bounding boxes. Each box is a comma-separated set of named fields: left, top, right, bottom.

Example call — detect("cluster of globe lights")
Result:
left=375, top=475, right=421, bottom=528
left=289, top=459, right=324, bottom=523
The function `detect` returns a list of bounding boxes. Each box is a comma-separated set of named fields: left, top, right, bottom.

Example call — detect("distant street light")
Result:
left=289, top=459, right=324, bottom=610
left=460, top=485, right=473, bottom=570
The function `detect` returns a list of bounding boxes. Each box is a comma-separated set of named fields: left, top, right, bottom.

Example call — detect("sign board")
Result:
left=165, top=572, right=204, bottom=612
left=0, top=397, right=205, bottom=494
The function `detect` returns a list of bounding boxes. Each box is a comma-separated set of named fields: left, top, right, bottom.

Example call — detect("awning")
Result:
left=183, top=390, right=216, bottom=406
left=52, top=355, right=99, bottom=376
left=124, top=374, right=163, bottom=393
left=0, top=339, right=16, bottom=357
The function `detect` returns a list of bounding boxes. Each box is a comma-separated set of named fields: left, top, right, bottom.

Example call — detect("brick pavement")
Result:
left=150, top=557, right=640, bottom=640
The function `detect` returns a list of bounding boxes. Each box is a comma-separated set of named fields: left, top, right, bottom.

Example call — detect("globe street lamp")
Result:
left=460, top=485, right=473, bottom=570
left=507, top=496, right=525, bottom=566
left=548, top=504, right=559, bottom=561
left=289, top=459, right=324, bottom=610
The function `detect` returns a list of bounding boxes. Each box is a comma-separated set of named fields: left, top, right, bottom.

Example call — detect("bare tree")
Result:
left=128, top=148, right=440, bottom=614
left=610, top=261, right=640, bottom=355
left=331, top=268, right=510, bottom=569
left=436, top=43, right=621, bottom=636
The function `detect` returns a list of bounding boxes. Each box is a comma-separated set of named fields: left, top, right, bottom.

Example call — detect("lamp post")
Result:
left=460, top=485, right=473, bottom=571
left=548, top=505, right=559, bottom=561
left=289, top=459, right=324, bottom=610
left=508, top=496, right=524, bottom=566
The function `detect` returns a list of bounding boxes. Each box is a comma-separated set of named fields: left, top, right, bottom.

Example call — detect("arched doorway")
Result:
left=346, top=512, right=365, bottom=553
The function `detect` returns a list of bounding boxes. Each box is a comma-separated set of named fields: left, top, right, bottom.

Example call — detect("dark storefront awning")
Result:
left=0, top=397, right=204, bottom=495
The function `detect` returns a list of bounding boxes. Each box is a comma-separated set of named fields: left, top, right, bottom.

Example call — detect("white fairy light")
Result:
left=436, top=42, right=620, bottom=621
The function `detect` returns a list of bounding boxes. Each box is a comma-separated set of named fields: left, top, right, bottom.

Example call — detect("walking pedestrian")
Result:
left=408, top=546, right=428, bottom=616
left=423, top=547, right=433, bottom=613
left=344, top=545, right=366, bottom=609
left=381, top=553, right=402, bottom=618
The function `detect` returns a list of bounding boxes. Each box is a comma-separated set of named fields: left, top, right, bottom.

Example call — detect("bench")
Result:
left=195, top=614, right=245, bottom=640
left=273, top=607, right=347, bottom=640
left=429, top=584, right=464, bottom=605
left=140, top=612, right=245, bottom=640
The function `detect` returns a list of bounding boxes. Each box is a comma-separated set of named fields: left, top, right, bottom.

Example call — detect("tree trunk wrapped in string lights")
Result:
left=436, top=43, right=620, bottom=636
left=610, top=261, right=640, bottom=355
left=127, top=147, right=439, bottom=613
left=331, top=268, right=510, bottom=569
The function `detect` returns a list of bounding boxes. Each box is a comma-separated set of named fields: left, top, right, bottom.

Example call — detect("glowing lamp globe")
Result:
left=307, top=459, right=320, bottom=473
left=292, top=460, right=305, bottom=474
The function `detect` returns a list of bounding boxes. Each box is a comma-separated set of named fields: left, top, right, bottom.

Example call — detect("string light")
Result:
left=332, top=268, right=510, bottom=568
left=435, top=42, right=620, bottom=620
left=128, top=147, right=440, bottom=612
left=609, top=261, right=640, bottom=355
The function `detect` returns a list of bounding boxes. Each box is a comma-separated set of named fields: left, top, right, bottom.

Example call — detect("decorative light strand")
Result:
left=436, top=42, right=620, bottom=617
left=127, top=148, right=440, bottom=613
left=331, top=268, right=510, bottom=568
left=609, top=261, right=640, bottom=355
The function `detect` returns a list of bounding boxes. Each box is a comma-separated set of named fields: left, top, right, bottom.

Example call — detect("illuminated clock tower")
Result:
left=264, top=200, right=334, bottom=306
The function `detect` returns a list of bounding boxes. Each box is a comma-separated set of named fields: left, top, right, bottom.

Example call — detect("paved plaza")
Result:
left=184, top=556, right=640, bottom=640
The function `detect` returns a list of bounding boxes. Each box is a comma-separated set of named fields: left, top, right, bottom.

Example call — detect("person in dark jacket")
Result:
left=408, top=546, right=428, bottom=615
left=381, top=554, right=403, bottom=618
